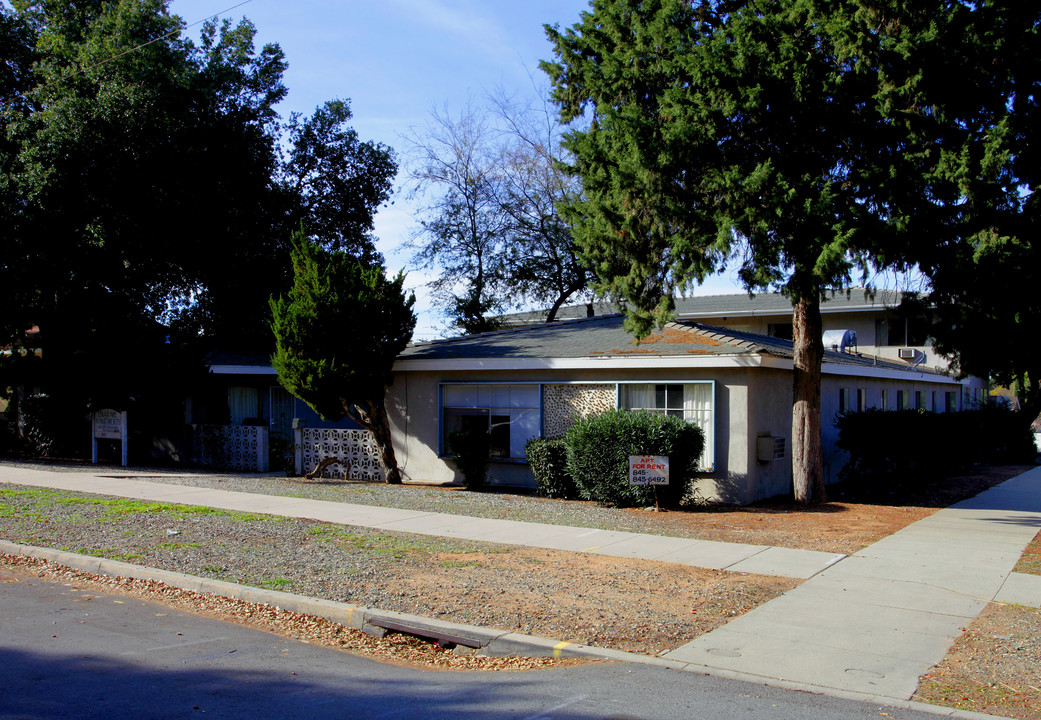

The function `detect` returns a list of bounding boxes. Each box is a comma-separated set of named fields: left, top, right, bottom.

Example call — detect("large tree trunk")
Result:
left=792, top=293, right=826, bottom=504
left=346, top=396, right=402, bottom=485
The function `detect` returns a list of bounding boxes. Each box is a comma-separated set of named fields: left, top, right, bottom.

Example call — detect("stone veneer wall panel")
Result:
left=542, top=384, right=616, bottom=438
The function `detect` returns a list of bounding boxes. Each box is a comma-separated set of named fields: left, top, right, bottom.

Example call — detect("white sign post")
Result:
left=629, top=455, right=669, bottom=510
left=92, top=409, right=127, bottom=467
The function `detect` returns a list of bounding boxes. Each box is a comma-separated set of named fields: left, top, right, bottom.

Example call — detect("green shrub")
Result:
left=525, top=437, right=577, bottom=499
left=835, top=405, right=1037, bottom=486
left=268, top=434, right=297, bottom=476
left=447, top=429, right=491, bottom=490
left=966, top=404, right=1038, bottom=465
left=20, top=394, right=59, bottom=457
left=564, top=409, right=704, bottom=507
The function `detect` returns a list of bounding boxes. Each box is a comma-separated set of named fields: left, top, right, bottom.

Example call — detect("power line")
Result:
left=29, top=0, right=255, bottom=95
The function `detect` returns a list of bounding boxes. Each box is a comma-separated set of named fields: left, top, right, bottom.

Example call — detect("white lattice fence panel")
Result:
left=190, top=425, right=268, bottom=472
left=301, top=428, right=382, bottom=481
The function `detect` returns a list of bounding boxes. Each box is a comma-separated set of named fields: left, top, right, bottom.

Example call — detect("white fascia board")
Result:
left=823, top=364, right=959, bottom=383
left=393, top=354, right=764, bottom=372
left=676, top=303, right=887, bottom=320
left=209, top=365, right=278, bottom=375
left=756, top=355, right=960, bottom=384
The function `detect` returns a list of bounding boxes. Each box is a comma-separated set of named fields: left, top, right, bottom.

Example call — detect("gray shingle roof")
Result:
left=399, top=313, right=941, bottom=376
left=503, top=288, right=907, bottom=325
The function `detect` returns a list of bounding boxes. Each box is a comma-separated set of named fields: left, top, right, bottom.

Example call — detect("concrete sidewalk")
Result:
left=0, top=465, right=842, bottom=579
left=664, top=467, right=1041, bottom=701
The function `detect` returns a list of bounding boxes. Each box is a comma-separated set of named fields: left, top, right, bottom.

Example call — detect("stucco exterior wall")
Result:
left=820, top=370, right=979, bottom=485
left=743, top=368, right=795, bottom=502
left=386, top=363, right=980, bottom=504
left=387, top=366, right=747, bottom=494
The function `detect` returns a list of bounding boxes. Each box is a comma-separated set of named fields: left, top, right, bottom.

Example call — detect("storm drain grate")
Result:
left=367, top=617, right=484, bottom=649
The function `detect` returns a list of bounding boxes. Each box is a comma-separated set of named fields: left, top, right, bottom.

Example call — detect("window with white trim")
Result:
left=619, top=382, right=714, bottom=471
left=441, top=384, right=539, bottom=460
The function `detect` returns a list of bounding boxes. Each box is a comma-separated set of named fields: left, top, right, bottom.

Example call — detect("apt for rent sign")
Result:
left=629, top=455, right=669, bottom=486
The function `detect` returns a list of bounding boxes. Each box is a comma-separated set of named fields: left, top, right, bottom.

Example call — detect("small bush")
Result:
left=564, top=409, right=704, bottom=507
left=447, top=429, right=491, bottom=490
left=835, top=405, right=1038, bottom=486
left=525, top=437, right=577, bottom=499
left=20, top=394, right=60, bottom=457
left=968, top=404, right=1038, bottom=465
left=268, top=434, right=297, bottom=476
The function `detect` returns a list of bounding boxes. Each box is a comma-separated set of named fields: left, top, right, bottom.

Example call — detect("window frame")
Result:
left=437, top=379, right=717, bottom=473
left=617, top=380, right=716, bottom=472
left=439, top=383, right=542, bottom=462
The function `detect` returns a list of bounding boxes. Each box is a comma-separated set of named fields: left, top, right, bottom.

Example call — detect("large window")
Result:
left=619, top=383, right=714, bottom=471
left=441, top=384, right=539, bottom=460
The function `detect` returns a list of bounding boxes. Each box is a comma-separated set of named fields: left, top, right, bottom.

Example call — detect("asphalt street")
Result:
left=0, top=566, right=956, bottom=720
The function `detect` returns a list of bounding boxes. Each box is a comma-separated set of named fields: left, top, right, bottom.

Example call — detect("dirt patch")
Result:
left=914, top=602, right=1041, bottom=719
left=371, top=549, right=796, bottom=654
left=1016, top=531, right=1041, bottom=576
left=604, top=464, right=1032, bottom=555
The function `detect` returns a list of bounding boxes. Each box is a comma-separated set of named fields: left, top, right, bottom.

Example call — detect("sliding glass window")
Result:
left=441, top=384, right=540, bottom=460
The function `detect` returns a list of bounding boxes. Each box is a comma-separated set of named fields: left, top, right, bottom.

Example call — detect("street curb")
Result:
left=0, top=539, right=681, bottom=666
left=0, top=539, right=1015, bottom=719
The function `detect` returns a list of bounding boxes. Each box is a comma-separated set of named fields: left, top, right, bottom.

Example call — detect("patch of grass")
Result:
left=0, top=504, right=47, bottom=522
left=201, top=564, right=224, bottom=573
left=258, top=577, right=292, bottom=589
left=77, top=547, right=142, bottom=561
left=0, top=488, right=64, bottom=501
left=1, top=488, right=288, bottom=523
left=440, top=560, right=483, bottom=568
left=157, top=542, right=200, bottom=550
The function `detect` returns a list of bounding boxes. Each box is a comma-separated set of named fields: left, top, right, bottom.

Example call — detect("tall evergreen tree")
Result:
left=543, top=0, right=997, bottom=503
left=270, top=232, right=416, bottom=484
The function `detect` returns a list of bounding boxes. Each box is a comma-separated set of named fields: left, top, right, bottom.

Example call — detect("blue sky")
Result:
left=166, top=0, right=751, bottom=338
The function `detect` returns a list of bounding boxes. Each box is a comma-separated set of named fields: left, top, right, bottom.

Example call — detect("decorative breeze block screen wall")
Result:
left=542, top=384, right=616, bottom=438
left=189, top=424, right=269, bottom=473
left=300, top=428, right=383, bottom=481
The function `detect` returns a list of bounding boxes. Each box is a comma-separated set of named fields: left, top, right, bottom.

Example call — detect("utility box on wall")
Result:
left=757, top=435, right=786, bottom=463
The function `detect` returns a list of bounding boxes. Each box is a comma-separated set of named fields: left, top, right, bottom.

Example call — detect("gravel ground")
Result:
left=0, top=478, right=796, bottom=657
left=5, top=457, right=1006, bottom=556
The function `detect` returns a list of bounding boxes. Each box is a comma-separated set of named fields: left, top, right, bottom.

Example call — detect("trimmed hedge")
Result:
left=835, top=406, right=1037, bottom=485
left=525, top=437, right=577, bottom=499
left=564, top=409, right=704, bottom=507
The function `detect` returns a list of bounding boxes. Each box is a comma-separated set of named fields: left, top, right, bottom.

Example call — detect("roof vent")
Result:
left=822, top=329, right=857, bottom=354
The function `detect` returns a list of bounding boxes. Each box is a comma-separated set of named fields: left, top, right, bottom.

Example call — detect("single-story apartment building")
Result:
left=388, top=314, right=986, bottom=504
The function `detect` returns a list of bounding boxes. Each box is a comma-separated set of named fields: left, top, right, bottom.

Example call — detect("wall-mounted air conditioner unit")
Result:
left=757, top=435, right=786, bottom=463
left=898, top=348, right=917, bottom=360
